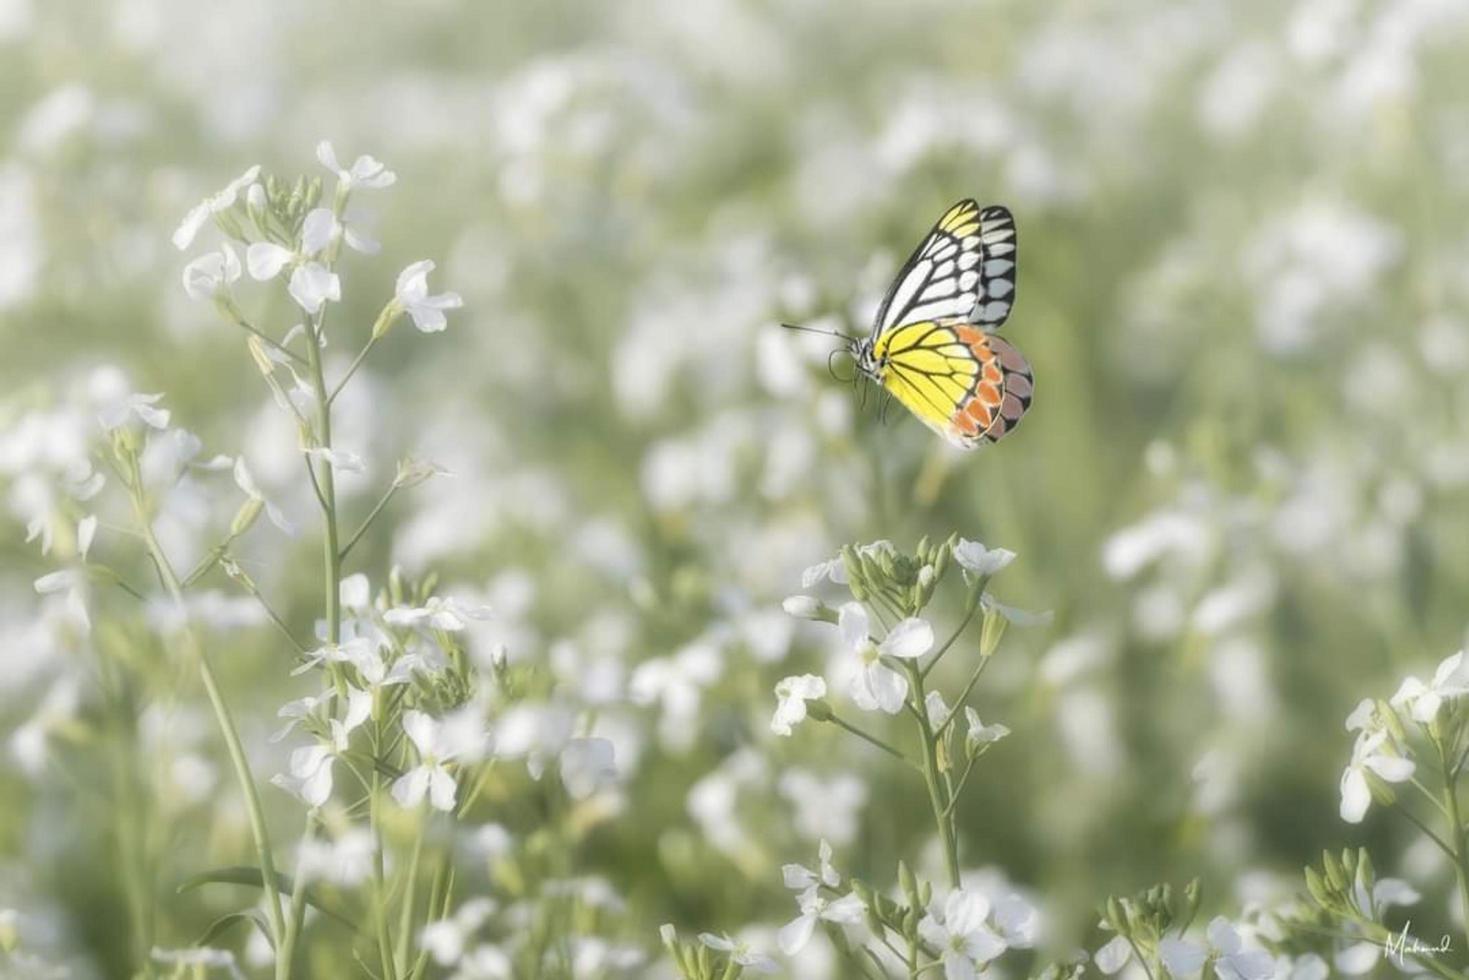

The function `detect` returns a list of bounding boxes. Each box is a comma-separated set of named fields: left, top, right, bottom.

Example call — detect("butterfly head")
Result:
left=851, top=336, right=886, bottom=383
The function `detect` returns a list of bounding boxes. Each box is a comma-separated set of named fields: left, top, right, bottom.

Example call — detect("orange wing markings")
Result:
left=945, top=327, right=1033, bottom=448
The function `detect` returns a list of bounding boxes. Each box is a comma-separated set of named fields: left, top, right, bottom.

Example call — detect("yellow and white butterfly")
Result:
left=792, top=200, right=1032, bottom=449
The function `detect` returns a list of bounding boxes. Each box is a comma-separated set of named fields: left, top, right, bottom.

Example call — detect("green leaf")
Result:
left=177, top=866, right=359, bottom=932
left=196, top=909, right=272, bottom=950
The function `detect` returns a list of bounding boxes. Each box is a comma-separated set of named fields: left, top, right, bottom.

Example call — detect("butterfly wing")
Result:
left=874, top=320, right=1033, bottom=450
left=869, top=201, right=1019, bottom=341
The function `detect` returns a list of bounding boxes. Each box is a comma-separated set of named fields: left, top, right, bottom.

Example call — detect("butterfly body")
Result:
left=844, top=199, right=1033, bottom=450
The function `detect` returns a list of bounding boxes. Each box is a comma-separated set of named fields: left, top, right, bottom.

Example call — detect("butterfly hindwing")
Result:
left=874, top=319, right=1032, bottom=450
left=869, top=201, right=1019, bottom=339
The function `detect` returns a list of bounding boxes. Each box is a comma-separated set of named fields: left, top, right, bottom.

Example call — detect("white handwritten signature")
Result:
left=1385, top=921, right=1452, bottom=966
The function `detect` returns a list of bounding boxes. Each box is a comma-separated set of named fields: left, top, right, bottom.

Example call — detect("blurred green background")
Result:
left=3, top=0, right=1469, bottom=975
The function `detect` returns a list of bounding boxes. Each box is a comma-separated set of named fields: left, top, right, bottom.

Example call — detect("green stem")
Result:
left=125, top=463, right=286, bottom=950
left=371, top=771, right=401, bottom=980
left=279, top=812, right=318, bottom=977
left=904, top=661, right=960, bottom=888
left=339, top=485, right=398, bottom=562
left=1436, top=737, right=1469, bottom=953
left=395, top=816, right=427, bottom=977
left=935, top=656, right=993, bottom=743
left=827, top=712, right=920, bottom=769
left=920, top=578, right=987, bottom=680
left=328, top=335, right=379, bottom=405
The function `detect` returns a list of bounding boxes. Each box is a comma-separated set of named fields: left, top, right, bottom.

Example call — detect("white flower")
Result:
left=993, top=894, right=1038, bottom=948
left=76, top=514, right=97, bottom=560
left=917, top=888, right=1007, bottom=980
left=173, top=164, right=260, bottom=250
left=421, top=898, right=497, bottom=966
left=182, top=243, right=242, bottom=300
left=783, top=839, right=841, bottom=891
left=926, top=691, right=952, bottom=727
left=1340, top=729, right=1415, bottom=823
left=272, top=707, right=367, bottom=809
left=308, top=205, right=379, bottom=255
left=295, top=828, right=375, bottom=887
left=340, top=573, right=371, bottom=611
left=392, top=710, right=459, bottom=811
left=34, top=568, right=89, bottom=633
left=964, top=707, right=1011, bottom=748
left=801, top=554, right=847, bottom=588
left=953, top=539, right=1016, bottom=577
left=394, top=260, right=463, bottom=333
left=1094, top=934, right=1134, bottom=974
left=303, top=446, right=365, bottom=474
left=385, top=595, right=493, bottom=632
left=838, top=603, right=932, bottom=714
left=980, top=593, right=1054, bottom=627
left=1390, top=650, right=1469, bottom=724
left=560, top=737, right=616, bottom=799
left=288, top=261, right=341, bottom=314
left=98, top=390, right=170, bottom=430
left=777, top=885, right=865, bottom=956
left=698, top=933, right=777, bottom=974
left=771, top=674, right=826, bottom=736
left=1160, top=918, right=1273, bottom=980
left=271, top=693, right=325, bottom=743
left=232, top=457, right=295, bottom=536
left=782, top=595, right=826, bottom=620
left=317, top=140, right=396, bottom=190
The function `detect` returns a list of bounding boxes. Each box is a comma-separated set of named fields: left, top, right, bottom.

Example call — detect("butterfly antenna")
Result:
left=780, top=322, right=860, bottom=342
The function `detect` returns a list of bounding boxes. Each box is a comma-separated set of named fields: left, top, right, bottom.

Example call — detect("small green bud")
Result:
left=979, top=605, right=1008, bottom=658
left=805, top=698, right=834, bottom=723
left=372, top=300, right=404, bottom=340
left=898, top=861, right=919, bottom=907
left=1183, top=878, right=1201, bottom=920
left=782, top=595, right=835, bottom=623
left=230, top=497, right=263, bottom=537
left=394, top=456, right=448, bottom=489
left=1304, top=866, right=1331, bottom=909
left=1104, top=897, right=1127, bottom=933
left=918, top=880, right=931, bottom=909
left=1323, top=850, right=1346, bottom=892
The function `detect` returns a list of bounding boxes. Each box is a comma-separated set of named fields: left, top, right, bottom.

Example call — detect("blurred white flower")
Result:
left=1390, top=650, right=1469, bottom=724
left=1094, top=934, right=1133, bottom=974
left=303, top=446, right=365, bottom=474
left=1340, top=729, right=1414, bottom=823
left=395, top=260, right=463, bottom=333
left=698, top=933, right=777, bottom=974
left=172, top=163, right=260, bottom=250
left=393, top=710, right=460, bottom=811
left=953, top=539, right=1016, bottom=577
left=182, top=243, right=242, bottom=300
left=771, top=674, right=825, bottom=736
left=340, top=573, right=371, bottom=611
left=421, top=897, right=496, bottom=966
left=778, top=770, right=866, bottom=844
left=232, top=457, right=295, bottom=536
left=450, top=945, right=512, bottom=979
left=270, top=693, right=325, bottom=743
left=34, top=569, right=89, bottom=634
left=801, top=553, right=847, bottom=588
left=385, top=595, right=493, bottom=632
left=560, top=737, right=617, bottom=799
left=917, top=888, right=1007, bottom=979
left=152, top=946, right=244, bottom=978
left=296, top=828, right=375, bottom=888
left=317, top=140, right=396, bottom=191
left=783, top=839, right=841, bottom=891
left=288, top=261, right=341, bottom=314
left=837, top=603, right=931, bottom=714
left=76, top=514, right=96, bottom=560
left=1160, top=917, right=1273, bottom=980
left=781, top=595, right=826, bottom=620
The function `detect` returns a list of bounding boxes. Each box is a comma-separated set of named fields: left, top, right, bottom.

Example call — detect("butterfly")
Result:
left=793, top=200, right=1032, bottom=449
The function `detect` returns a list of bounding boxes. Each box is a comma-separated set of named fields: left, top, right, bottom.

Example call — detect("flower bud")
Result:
left=371, top=299, right=404, bottom=340
left=898, top=860, right=920, bottom=908
left=230, top=497, right=264, bottom=537
left=394, top=456, right=448, bottom=489
left=804, top=698, right=833, bottom=723
left=979, top=606, right=1008, bottom=658
left=782, top=595, right=831, bottom=621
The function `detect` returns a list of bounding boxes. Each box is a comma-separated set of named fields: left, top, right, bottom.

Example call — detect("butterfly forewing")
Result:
left=869, top=201, right=1019, bottom=340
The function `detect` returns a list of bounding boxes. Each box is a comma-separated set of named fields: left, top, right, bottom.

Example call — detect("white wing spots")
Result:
left=929, top=242, right=958, bottom=261
left=919, top=279, right=958, bottom=301
left=989, top=278, right=1013, bottom=297
left=881, top=260, right=933, bottom=331
left=959, top=251, right=980, bottom=270
left=986, top=241, right=1016, bottom=257
left=976, top=301, right=1011, bottom=323
left=958, top=270, right=979, bottom=291
left=984, top=259, right=1013, bottom=276
left=962, top=235, right=980, bottom=248
left=906, top=298, right=973, bottom=322
left=933, top=260, right=955, bottom=278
